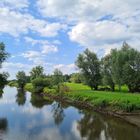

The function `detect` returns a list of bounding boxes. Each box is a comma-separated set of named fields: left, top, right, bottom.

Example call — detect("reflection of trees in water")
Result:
left=16, top=88, right=26, bottom=106
left=77, top=111, right=140, bottom=140
left=0, top=118, right=8, bottom=139
left=77, top=112, right=105, bottom=140
left=0, top=88, right=4, bottom=98
left=52, top=102, right=65, bottom=126
left=30, top=93, right=53, bottom=108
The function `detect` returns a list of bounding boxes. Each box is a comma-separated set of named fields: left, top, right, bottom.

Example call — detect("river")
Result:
left=0, top=86, right=139, bottom=140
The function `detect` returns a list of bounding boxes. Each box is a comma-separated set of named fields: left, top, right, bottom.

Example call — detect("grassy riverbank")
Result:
left=24, top=82, right=140, bottom=112
left=43, top=83, right=140, bottom=112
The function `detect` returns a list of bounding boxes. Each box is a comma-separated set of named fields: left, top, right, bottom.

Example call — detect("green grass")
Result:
left=64, top=83, right=140, bottom=112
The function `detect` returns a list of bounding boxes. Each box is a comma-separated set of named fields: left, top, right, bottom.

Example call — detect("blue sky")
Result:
left=0, top=0, right=140, bottom=79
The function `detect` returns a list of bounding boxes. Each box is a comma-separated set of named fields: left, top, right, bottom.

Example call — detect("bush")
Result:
left=25, top=83, right=33, bottom=92
left=43, top=87, right=56, bottom=94
left=32, top=77, right=52, bottom=93
left=8, top=81, right=18, bottom=87
left=58, top=84, right=70, bottom=94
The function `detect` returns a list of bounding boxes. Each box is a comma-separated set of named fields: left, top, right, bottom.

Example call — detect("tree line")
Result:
left=76, top=42, right=140, bottom=92
left=0, top=41, right=140, bottom=93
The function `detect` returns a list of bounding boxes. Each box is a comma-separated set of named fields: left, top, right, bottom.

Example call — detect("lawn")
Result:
left=65, top=83, right=140, bottom=112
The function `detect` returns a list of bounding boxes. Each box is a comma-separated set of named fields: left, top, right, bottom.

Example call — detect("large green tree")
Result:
left=76, top=49, right=101, bottom=90
left=30, top=66, right=45, bottom=80
left=123, top=48, right=140, bottom=92
left=101, top=54, right=115, bottom=91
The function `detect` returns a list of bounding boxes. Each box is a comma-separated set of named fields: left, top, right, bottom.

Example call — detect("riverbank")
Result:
left=24, top=82, right=140, bottom=126
left=43, top=83, right=140, bottom=127
left=43, top=92, right=140, bottom=128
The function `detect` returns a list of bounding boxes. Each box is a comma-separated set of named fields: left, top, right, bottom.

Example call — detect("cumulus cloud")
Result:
left=0, top=7, right=66, bottom=37
left=37, top=0, right=140, bottom=55
left=0, top=0, right=29, bottom=10
left=53, top=63, right=77, bottom=74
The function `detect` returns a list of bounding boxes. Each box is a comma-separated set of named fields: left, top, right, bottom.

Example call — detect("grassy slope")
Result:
left=65, top=83, right=140, bottom=112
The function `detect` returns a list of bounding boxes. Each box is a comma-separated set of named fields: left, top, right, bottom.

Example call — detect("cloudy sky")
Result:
left=0, top=0, right=140, bottom=79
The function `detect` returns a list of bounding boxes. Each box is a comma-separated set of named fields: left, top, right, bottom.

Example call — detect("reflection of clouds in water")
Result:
left=32, top=127, right=73, bottom=140
left=21, top=104, right=40, bottom=115
left=0, top=99, right=15, bottom=105
left=71, top=121, right=87, bottom=140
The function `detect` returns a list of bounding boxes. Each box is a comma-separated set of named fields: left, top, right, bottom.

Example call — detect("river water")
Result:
left=0, top=86, right=139, bottom=140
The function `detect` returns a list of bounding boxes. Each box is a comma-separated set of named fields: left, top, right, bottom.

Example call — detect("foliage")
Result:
left=32, top=77, right=52, bottom=93
left=24, top=83, right=34, bottom=92
left=101, top=54, right=115, bottom=91
left=52, top=69, right=64, bottom=85
left=30, top=65, right=45, bottom=81
left=0, top=42, right=9, bottom=68
left=70, top=73, right=83, bottom=83
left=76, top=49, right=101, bottom=90
left=16, top=71, right=27, bottom=89
left=8, top=80, right=18, bottom=87
left=0, top=72, right=9, bottom=88
left=43, top=87, right=56, bottom=94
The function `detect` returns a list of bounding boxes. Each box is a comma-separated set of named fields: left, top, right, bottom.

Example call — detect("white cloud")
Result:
left=37, top=0, right=140, bottom=55
left=22, top=51, right=41, bottom=60
left=68, top=21, right=132, bottom=54
left=53, top=63, right=77, bottom=74
left=42, top=45, right=58, bottom=54
left=0, top=62, right=32, bottom=79
left=0, top=7, right=66, bottom=37
left=0, top=0, right=29, bottom=10
left=37, top=0, right=140, bottom=22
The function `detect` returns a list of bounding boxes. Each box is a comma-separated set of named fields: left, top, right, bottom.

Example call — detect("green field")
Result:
left=64, top=83, right=140, bottom=112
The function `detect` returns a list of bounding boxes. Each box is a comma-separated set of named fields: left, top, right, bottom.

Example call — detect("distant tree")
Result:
left=63, top=74, right=70, bottom=82
left=30, top=66, right=45, bottom=81
left=32, top=77, right=52, bottom=93
left=0, top=42, right=9, bottom=68
left=70, top=73, right=83, bottom=83
left=0, top=42, right=9, bottom=89
left=16, top=71, right=27, bottom=89
left=76, top=49, right=101, bottom=90
left=0, top=72, right=9, bottom=89
left=52, top=69, right=63, bottom=85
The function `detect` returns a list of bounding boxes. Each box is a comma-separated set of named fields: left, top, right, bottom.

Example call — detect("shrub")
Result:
left=25, top=83, right=33, bottom=92
left=32, top=77, right=52, bottom=93
left=58, top=84, right=70, bottom=94
left=43, top=87, right=56, bottom=94
left=8, top=81, right=18, bottom=87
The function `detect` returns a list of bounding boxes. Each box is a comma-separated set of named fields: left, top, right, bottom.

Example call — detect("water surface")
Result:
left=0, top=86, right=139, bottom=140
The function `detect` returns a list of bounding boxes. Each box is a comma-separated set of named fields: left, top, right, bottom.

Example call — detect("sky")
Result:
left=0, top=0, right=140, bottom=79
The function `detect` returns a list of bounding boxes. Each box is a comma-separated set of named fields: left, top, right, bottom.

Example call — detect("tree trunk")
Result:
left=118, top=84, right=121, bottom=92
left=94, top=86, right=98, bottom=90
left=111, top=84, right=115, bottom=92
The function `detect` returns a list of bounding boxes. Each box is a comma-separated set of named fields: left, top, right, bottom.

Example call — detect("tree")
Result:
left=0, top=72, right=9, bottom=89
left=101, top=54, right=115, bottom=91
left=123, top=48, right=140, bottom=92
left=52, top=69, right=63, bottom=85
left=0, top=42, right=9, bottom=68
left=30, top=66, right=45, bottom=81
left=111, top=42, right=131, bottom=91
left=70, top=73, right=83, bottom=83
left=0, top=42, right=9, bottom=89
left=16, top=71, right=27, bottom=89
left=76, top=49, right=101, bottom=90
left=32, top=77, right=52, bottom=93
